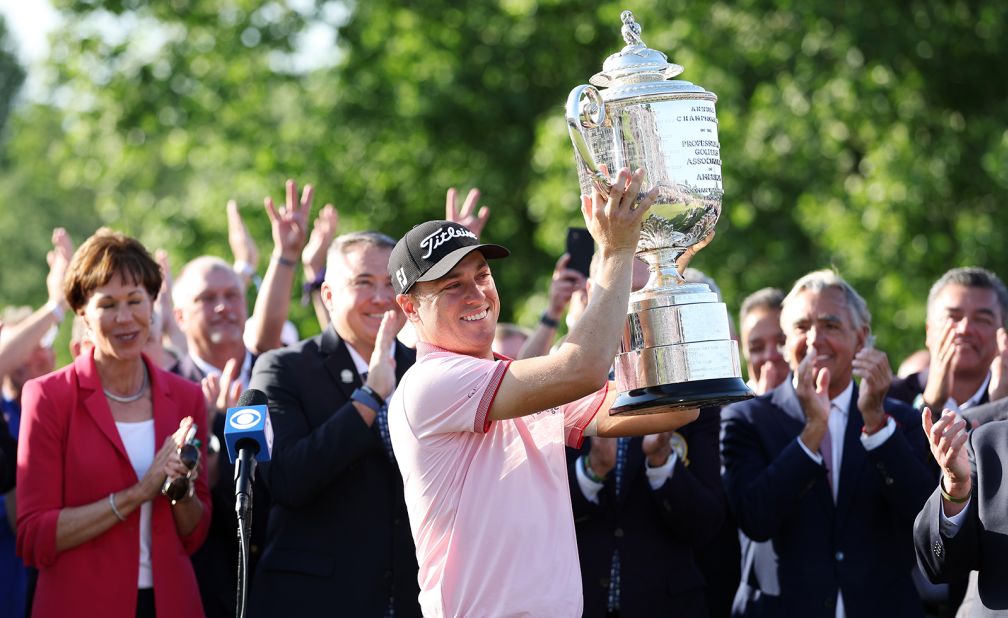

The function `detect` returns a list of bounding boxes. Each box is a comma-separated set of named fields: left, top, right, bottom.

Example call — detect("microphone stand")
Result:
left=234, top=449, right=257, bottom=618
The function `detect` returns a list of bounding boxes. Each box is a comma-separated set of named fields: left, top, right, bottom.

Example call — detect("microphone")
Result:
left=225, top=389, right=274, bottom=520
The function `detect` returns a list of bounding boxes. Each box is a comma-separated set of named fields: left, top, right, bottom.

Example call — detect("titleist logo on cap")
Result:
left=419, top=226, right=477, bottom=259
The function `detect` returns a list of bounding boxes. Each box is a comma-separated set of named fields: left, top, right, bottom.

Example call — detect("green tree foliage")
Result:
left=0, top=16, right=24, bottom=142
left=1, top=0, right=1007, bottom=369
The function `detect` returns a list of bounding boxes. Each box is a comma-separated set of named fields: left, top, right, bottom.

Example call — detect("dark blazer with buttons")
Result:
left=914, top=420, right=1008, bottom=615
left=721, top=378, right=934, bottom=618
left=569, top=406, right=725, bottom=618
left=248, top=326, right=420, bottom=617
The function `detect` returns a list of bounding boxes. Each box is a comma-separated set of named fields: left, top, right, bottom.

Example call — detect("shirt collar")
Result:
left=415, top=341, right=505, bottom=362
left=831, top=380, right=854, bottom=416
left=949, top=371, right=991, bottom=410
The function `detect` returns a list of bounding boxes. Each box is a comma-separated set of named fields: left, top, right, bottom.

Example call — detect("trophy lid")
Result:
left=590, top=11, right=712, bottom=100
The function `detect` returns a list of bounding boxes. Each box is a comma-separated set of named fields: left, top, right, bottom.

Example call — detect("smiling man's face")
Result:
left=783, top=286, right=866, bottom=393
left=399, top=251, right=500, bottom=360
left=323, top=243, right=398, bottom=355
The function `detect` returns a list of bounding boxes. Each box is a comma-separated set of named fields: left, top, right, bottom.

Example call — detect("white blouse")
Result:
left=115, top=419, right=155, bottom=589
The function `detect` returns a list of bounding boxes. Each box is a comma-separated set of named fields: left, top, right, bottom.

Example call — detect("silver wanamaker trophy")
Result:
left=566, top=11, right=753, bottom=414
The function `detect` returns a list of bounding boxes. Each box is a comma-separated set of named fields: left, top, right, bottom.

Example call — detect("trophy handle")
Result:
left=566, top=84, right=613, bottom=197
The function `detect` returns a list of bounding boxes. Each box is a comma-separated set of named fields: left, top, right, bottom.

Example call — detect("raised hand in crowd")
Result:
left=0, top=228, right=73, bottom=378
left=986, top=327, right=1008, bottom=401
left=518, top=253, right=588, bottom=360
left=301, top=203, right=339, bottom=331
left=445, top=187, right=490, bottom=238
left=247, top=179, right=312, bottom=352
left=155, top=249, right=188, bottom=359
left=852, top=338, right=893, bottom=431
left=227, top=198, right=260, bottom=290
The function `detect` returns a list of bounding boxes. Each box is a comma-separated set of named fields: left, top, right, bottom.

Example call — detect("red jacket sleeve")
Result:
left=16, top=375, right=70, bottom=568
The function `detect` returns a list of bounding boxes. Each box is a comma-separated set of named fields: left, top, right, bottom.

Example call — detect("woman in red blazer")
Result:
left=16, top=229, right=210, bottom=618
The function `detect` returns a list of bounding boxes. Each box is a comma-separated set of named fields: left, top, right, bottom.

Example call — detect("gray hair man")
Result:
left=721, top=269, right=933, bottom=617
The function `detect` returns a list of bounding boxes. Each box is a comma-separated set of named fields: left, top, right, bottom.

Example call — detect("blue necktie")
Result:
left=607, top=437, right=629, bottom=612
left=362, top=372, right=396, bottom=463
left=362, top=374, right=398, bottom=618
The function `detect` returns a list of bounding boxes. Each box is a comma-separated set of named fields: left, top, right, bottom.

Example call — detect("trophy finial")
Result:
left=620, top=10, right=644, bottom=46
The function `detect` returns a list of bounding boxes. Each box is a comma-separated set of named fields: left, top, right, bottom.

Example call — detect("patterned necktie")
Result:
left=607, top=437, right=630, bottom=612
left=362, top=371, right=397, bottom=618
left=614, top=437, right=629, bottom=497
left=362, top=372, right=396, bottom=463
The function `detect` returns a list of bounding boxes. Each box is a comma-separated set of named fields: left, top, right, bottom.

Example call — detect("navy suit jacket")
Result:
left=721, top=379, right=933, bottom=618
left=248, top=327, right=420, bottom=617
left=914, top=420, right=1008, bottom=615
left=570, top=407, right=725, bottom=618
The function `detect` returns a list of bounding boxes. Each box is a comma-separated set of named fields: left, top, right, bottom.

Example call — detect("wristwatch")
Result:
left=352, top=386, right=385, bottom=412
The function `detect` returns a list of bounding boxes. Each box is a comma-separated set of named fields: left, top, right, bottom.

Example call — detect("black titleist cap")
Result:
left=389, top=220, right=510, bottom=294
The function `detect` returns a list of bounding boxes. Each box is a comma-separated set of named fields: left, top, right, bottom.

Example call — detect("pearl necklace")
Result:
left=103, top=366, right=149, bottom=403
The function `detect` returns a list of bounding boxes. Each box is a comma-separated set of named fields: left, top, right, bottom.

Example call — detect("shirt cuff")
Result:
left=860, top=416, right=896, bottom=450
left=939, top=496, right=971, bottom=537
left=798, top=436, right=824, bottom=465
left=645, top=452, right=678, bottom=490
left=575, top=455, right=605, bottom=504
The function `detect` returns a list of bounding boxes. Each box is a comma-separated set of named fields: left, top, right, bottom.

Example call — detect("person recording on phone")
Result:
left=16, top=229, right=210, bottom=618
left=720, top=269, right=933, bottom=618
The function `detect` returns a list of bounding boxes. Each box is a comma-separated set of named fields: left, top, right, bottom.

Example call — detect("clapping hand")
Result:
left=922, top=407, right=971, bottom=510
left=642, top=432, right=673, bottom=467
left=795, top=342, right=831, bottom=454
left=922, top=318, right=957, bottom=412
left=366, top=310, right=407, bottom=401
left=853, top=336, right=892, bottom=427
left=987, top=327, right=1008, bottom=402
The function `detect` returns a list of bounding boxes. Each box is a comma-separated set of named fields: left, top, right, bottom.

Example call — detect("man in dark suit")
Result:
left=570, top=405, right=725, bottom=617
left=248, top=231, right=421, bottom=617
left=915, top=411, right=1008, bottom=615
left=721, top=269, right=934, bottom=618
left=888, top=267, right=1008, bottom=414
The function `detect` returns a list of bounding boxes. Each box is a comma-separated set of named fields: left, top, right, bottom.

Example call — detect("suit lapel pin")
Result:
left=340, top=369, right=354, bottom=384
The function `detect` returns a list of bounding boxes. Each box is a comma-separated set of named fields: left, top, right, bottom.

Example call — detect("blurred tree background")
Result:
left=1, top=0, right=1006, bottom=375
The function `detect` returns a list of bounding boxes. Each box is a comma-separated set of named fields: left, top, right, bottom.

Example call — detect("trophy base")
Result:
left=610, top=376, right=753, bottom=415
